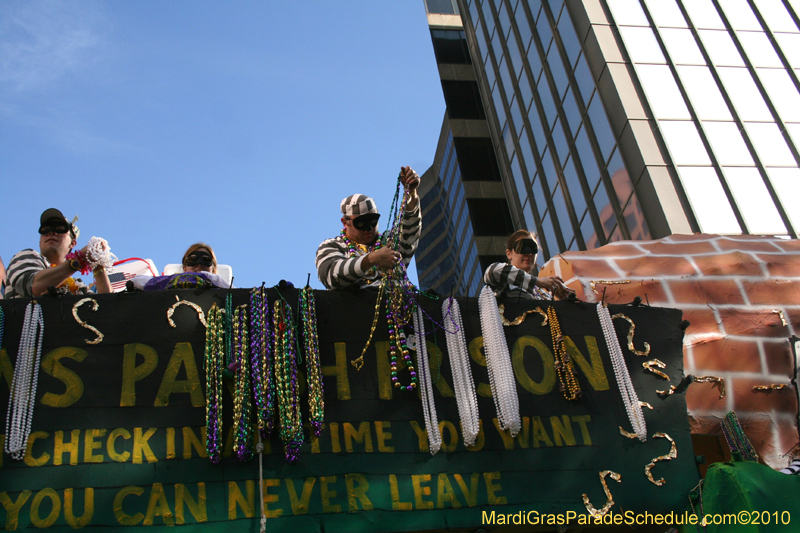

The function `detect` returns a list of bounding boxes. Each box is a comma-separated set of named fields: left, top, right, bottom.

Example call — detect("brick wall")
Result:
left=540, top=234, right=800, bottom=469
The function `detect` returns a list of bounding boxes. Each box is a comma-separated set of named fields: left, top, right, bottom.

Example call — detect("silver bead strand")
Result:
left=413, top=304, right=441, bottom=454
left=442, top=297, right=480, bottom=447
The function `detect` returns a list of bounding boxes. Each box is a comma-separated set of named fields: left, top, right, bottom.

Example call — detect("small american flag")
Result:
left=108, top=271, right=137, bottom=292
left=109, top=258, right=159, bottom=292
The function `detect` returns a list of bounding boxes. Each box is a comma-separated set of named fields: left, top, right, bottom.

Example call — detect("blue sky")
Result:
left=1, top=1, right=445, bottom=289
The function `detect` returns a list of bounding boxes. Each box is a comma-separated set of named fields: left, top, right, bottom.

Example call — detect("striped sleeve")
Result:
left=483, top=262, right=537, bottom=294
left=398, top=203, right=421, bottom=263
left=315, top=237, right=368, bottom=290
left=5, top=249, right=48, bottom=299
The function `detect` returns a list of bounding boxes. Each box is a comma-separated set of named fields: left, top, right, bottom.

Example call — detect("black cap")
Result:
left=39, top=208, right=76, bottom=239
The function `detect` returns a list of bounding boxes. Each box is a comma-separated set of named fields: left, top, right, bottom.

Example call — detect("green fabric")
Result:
left=679, top=459, right=800, bottom=532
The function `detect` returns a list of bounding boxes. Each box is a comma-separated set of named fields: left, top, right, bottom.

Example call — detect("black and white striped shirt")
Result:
left=316, top=205, right=421, bottom=290
left=483, top=262, right=550, bottom=300
left=5, top=249, right=49, bottom=299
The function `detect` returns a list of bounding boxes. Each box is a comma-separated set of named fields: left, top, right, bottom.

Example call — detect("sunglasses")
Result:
left=185, top=251, right=213, bottom=267
left=512, top=238, right=538, bottom=255
left=350, top=213, right=380, bottom=231
left=39, top=223, right=70, bottom=235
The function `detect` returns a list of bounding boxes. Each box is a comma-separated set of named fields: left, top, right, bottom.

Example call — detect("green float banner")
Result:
left=0, top=289, right=698, bottom=531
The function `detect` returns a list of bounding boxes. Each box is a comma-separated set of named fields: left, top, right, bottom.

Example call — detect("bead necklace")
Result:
left=5, top=302, right=44, bottom=461
left=232, top=304, right=253, bottom=462
left=273, top=299, right=303, bottom=462
left=340, top=228, right=383, bottom=283
left=721, top=411, right=758, bottom=462
left=413, top=304, right=441, bottom=454
left=204, top=303, right=224, bottom=463
left=250, top=287, right=275, bottom=439
left=0, top=306, right=4, bottom=353
left=300, top=286, right=324, bottom=437
left=546, top=306, right=581, bottom=401
left=478, top=285, right=521, bottom=437
left=442, top=297, right=480, bottom=447
left=386, top=281, right=417, bottom=392
left=597, top=303, right=646, bottom=441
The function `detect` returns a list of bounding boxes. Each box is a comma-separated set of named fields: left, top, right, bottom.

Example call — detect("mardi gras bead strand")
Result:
left=224, top=293, right=234, bottom=369
left=442, top=297, right=480, bottom=447
left=413, top=304, right=441, bottom=454
left=204, top=304, right=224, bottom=463
left=300, top=287, right=325, bottom=437
left=5, top=302, right=44, bottom=461
left=721, top=411, right=758, bottom=462
left=387, top=296, right=417, bottom=392
left=0, top=306, right=5, bottom=352
left=273, top=300, right=304, bottom=462
left=478, top=286, right=520, bottom=437
left=597, top=303, right=646, bottom=442
left=232, top=304, right=253, bottom=462
left=547, top=307, right=581, bottom=401
left=250, top=287, right=275, bottom=438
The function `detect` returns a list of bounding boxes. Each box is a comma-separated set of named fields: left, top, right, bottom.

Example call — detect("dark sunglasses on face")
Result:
left=512, top=238, right=538, bottom=255
left=350, top=213, right=380, bottom=231
left=185, top=252, right=213, bottom=267
left=39, top=223, right=70, bottom=235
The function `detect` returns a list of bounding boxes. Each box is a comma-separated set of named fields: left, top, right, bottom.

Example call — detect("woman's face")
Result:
left=183, top=248, right=214, bottom=273
left=506, top=235, right=538, bottom=273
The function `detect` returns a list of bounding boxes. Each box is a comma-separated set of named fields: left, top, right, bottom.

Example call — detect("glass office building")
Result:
left=419, top=0, right=799, bottom=284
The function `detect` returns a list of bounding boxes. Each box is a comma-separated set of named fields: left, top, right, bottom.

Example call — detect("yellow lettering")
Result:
left=409, top=421, right=429, bottom=453
left=320, top=476, right=341, bottom=513
left=40, top=347, right=87, bottom=408
left=30, top=487, right=61, bottom=528
left=154, top=342, right=204, bottom=407
left=84, top=429, right=106, bottom=463
left=389, top=475, right=412, bottom=511
left=436, top=473, right=461, bottom=509
left=493, top=417, right=530, bottom=449
left=227, top=480, right=254, bottom=520
left=375, top=421, right=395, bottom=452
left=328, top=422, right=341, bottom=453
left=453, top=473, right=480, bottom=507
left=285, top=478, right=315, bottom=515
left=132, top=428, right=158, bottom=464
left=468, top=337, right=493, bottom=397
left=412, top=474, right=434, bottom=510
left=113, top=486, right=144, bottom=526
left=120, top=343, right=158, bottom=407
left=182, top=427, right=208, bottom=459
left=566, top=336, right=609, bottom=391
left=483, top=472, right=507, bottom=505
left=550, top=415, right=577, bottom=446
left=0, top=491, right=32, bottom=531
left=531, top=416, right=554, bottom=448
left=175, top=483, right=206, bottom=524
left=143, top=483, right=174, bottom=526
left=64, top=488, right=94, bottom=528
left=436, top=420, right=457, bottom=452
left=345, top=474, right=372, bottom=511
left=511, top=336, right=555, bottom=395
left=23, top=431, right=49, bottom=467
left=262, top=479, right=282, bottom=518
left=323, top=343, right=351, bottom=400
left=343, top=422, right=373, bottom=453
left=572, top=415, right=593, bottom=445
left=53, top=429, right=80, bottom=466
left=426, top=341, right=454, bottom=397
left=0, top=348, right=14, bottom=390
left=107, top=428, right=131, bottom=462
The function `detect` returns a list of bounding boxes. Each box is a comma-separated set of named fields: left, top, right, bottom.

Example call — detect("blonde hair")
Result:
left=182, top=243, right=218, bottom=274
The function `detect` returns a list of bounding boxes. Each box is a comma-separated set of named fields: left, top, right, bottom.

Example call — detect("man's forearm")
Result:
left=94, top=268, right=112, bottom=294
left=31, top=262, right=78, bottom=296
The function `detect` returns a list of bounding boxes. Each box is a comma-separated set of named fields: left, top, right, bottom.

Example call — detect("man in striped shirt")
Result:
left=5, top=208, right=112, bottom=299
left=316, top=166, right=422, bottom=290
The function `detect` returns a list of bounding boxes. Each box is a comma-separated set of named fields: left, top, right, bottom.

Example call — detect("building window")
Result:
left=431, top=30, right=472, bottom=64
left=454, top=137, right=502, bottom=181
left=467, top=198, right=515, bottom=236
left=441, top=80, right=487, bottom=119
left=425, top=0, right=457, bottom=15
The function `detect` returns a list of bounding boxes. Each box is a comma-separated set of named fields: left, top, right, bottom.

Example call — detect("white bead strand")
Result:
left=413, top=304, right=441, bottom=454
left=478, top=286, right=520, bottom=437
left=442, top=297, right=480, bottom=447
left=5, top=303, right=44, bottom=460
left=597, top=303, right=647, bottom=441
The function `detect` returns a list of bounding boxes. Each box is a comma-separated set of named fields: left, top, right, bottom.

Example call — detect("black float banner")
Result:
left=0, top=289, right=698, bottom=531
